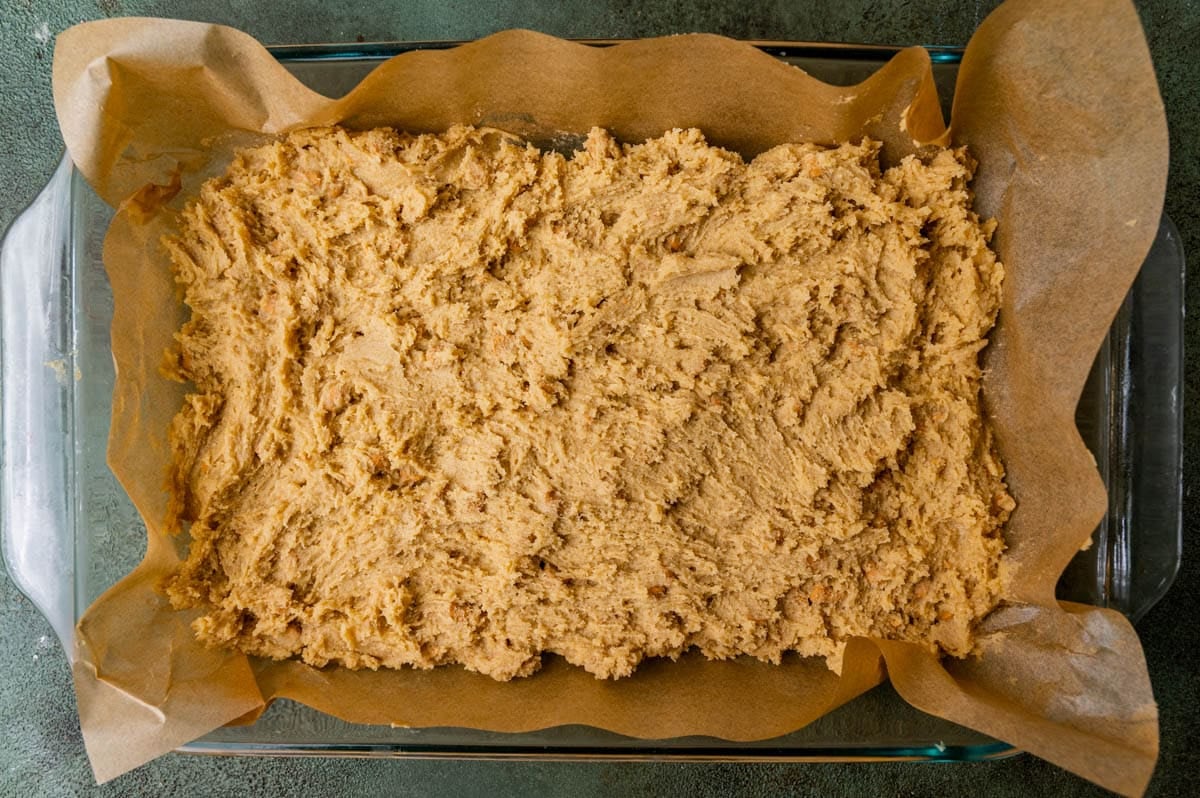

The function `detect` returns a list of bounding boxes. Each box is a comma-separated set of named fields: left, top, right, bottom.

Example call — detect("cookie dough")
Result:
left=163, top=125, right=1012, bottom=680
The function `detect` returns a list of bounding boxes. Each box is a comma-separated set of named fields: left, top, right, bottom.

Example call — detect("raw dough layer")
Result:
left=163, top=125, right=1012, bottom=680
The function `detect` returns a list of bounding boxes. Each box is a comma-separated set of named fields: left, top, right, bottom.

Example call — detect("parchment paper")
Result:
left=50, top=0, right=1168, bottom=792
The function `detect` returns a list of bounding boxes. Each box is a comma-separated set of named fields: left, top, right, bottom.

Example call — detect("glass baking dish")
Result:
left=0, top=41, right=1183, bottom=763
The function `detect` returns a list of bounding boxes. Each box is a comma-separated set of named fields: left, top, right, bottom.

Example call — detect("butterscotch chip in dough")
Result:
left=162, top=124, right=1012, bottom=681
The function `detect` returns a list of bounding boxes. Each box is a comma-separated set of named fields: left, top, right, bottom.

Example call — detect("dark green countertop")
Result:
left=1, top=1, right=1195, bottom=795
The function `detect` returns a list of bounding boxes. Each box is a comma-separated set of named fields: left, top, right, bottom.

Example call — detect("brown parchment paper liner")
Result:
left=51, top=0, right=1167, bottom=791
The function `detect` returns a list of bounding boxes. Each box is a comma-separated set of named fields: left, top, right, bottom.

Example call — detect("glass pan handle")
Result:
left=0, top=155, right=78, bottom=651
left=1119, top=215, right=1185, bottom=621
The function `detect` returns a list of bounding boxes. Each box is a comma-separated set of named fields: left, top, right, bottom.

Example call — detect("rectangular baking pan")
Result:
left=0, top=41, right=1183, bottom=762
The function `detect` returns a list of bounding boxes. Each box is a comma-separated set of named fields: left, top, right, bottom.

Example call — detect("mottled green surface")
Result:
left=1, top=1, right=1195, bottom=796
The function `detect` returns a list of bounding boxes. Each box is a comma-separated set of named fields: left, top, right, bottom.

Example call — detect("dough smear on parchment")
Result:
left=163, top=124, right=1012, bottom=680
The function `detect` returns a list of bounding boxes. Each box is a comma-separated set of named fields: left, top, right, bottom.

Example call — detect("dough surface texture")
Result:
left=164, top=125, right=1011, bottom=680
